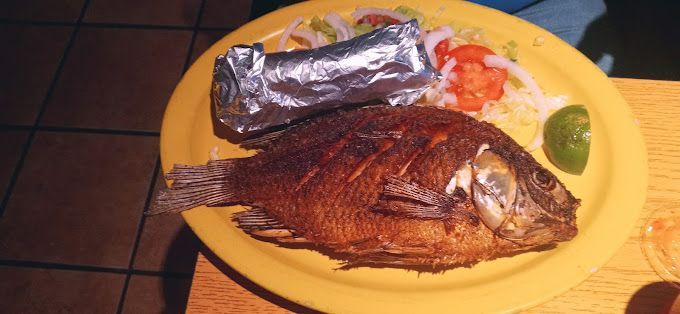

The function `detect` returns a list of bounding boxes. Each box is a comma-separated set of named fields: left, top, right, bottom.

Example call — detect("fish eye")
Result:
left=531, top=169, right=555, bottom=190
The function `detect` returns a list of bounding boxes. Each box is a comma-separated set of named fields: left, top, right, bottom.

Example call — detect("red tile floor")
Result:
left=0, top=0, right=252, bottom=312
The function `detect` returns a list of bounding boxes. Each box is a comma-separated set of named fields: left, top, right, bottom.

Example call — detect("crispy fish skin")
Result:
left=155, top=105, right=579, bottom=267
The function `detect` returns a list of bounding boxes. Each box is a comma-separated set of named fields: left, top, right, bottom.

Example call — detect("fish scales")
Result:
left=154, top=105, right=579, bottom=267
left=244, top=107, right=480, bottom=242
left=255, top=108, right=456, bottom=244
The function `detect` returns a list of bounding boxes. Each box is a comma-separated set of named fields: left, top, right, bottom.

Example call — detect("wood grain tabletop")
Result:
left=185, top=78, right=680, bottom=313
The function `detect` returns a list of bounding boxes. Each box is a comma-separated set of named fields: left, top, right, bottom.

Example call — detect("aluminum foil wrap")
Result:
left=212, top=20, right=440, bottom=132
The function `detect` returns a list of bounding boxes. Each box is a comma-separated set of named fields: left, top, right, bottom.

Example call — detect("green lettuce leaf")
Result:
left=310, top=16, right=336, bottom=42
left=503, top=40, right=519, bottom=61
left=394, top=5, right=425, bottom=24
left=353, top=23, right=375, bottom=37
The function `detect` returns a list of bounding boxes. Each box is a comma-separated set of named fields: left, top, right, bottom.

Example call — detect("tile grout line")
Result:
left=37, top=126, right=159, bottom=136
left=116, top=0, right=208, bottom=311
left=0, top=19, right=74, bottom=27
left=115, top=159, right=161, bottom=314
left=0, top=0, right=93, bottom=218
left=180, top=2, right=208, bottom=74
left=0, top=259, right=191, bottom=278
left=0, top=18, right=235, bottom=32
left=0, top=124, right=160, bottom=136
left=0, top=125, right=32, bottom=131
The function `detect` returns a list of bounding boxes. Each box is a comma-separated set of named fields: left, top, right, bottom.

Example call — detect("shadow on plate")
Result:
left=626, top=281, right=680, bottom=313
left=210, top=96, right=249, bottom=143
left=210, top=95, right=385, bottom=145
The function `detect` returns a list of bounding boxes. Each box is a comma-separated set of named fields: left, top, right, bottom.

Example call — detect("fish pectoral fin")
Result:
left=232, top=208, right=307, bottom=242
left=239, top=129, right=287, bottom=151
left=375, top=200, right=451, bottom=219
left=375, top=175, right=469, bottom=220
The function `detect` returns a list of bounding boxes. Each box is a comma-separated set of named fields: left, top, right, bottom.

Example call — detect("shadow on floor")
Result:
left=156, top=221, right=319, bottom=313
left=626, top=281, right=680, bottom=313
left=201, top=246, right=322, bottom=314
left=160, top=224, right=199, bottom=314
left=580, top=0, right=679, bottom=80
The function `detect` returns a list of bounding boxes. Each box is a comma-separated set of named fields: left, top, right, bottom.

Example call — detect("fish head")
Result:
left=470, top=149, right=579, bottom=246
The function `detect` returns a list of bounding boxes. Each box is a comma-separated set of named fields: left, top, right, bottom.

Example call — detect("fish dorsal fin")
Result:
left=239, top=129, right=287, bottom=151
left=375, top=176, right=477, bottom=224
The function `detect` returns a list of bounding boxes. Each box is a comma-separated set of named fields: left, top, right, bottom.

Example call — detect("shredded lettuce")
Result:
left=310, top=16, right=336, bottom=42
left=503, top=40, right=519, bottom=61
left=453, top=27, right=492, bottom=47
left=478, top=83, right=567, bottom=146
left=394, top=5, right=425, bottom=24
left=353, top=23, right=375, bottom=37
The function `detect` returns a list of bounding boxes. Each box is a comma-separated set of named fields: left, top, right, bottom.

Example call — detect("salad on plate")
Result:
left=276, top=5, right=575, bottom=155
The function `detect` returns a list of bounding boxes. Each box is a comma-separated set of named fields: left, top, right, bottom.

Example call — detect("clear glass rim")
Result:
left=641, top=210, right=680, bottom=289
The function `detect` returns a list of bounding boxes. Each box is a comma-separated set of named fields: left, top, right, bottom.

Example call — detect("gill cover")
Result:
left=471, top=149, right=550, bottom=241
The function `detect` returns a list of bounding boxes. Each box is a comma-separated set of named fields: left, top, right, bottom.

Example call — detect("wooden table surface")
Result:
left=185, top=78, right=680, bottom=313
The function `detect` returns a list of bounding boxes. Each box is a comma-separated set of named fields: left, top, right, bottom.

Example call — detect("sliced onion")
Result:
left=424, top=25, right=454, bottom=68
left=316, top=31, right=329, bottom=47
left=448, top=72, right=457, bottom=81
left=324, top=11, right=355, bottom=42
left=421, top=87, right=440, bottom=104
left=277, top=16, right=304, bottom=52
left=429, top=57, right=457, bottom=108
left=483, top=55, right=548, bottom=151
left=350, top=7, right=410, bottom=24
left=291, top=29, right=319, bottom=49
left=437, top=57, right=457, bottom=91
left=443, top=92, right=458, bottom=107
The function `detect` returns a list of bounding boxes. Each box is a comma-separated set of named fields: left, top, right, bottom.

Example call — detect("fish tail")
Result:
left=147, top=159, right=238, bottom=215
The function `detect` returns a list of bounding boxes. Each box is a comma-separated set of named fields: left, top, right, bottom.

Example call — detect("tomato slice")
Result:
left=358, top=15, right=400, bottom=27
left=443, top=44, right=508, bottom=111
left=434, top=40, right=449, bottom=68
left=446, top=44, right=497, bottom=63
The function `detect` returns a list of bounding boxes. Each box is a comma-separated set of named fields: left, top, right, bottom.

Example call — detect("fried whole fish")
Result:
left=152, top=105, right=579, bottom=267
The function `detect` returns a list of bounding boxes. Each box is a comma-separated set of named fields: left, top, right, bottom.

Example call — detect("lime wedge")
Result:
left=543, top=105, right=591, bottom=175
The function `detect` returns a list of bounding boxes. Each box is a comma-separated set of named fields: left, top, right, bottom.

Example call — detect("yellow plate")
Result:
left=160, top=1, right=648, bottom=313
